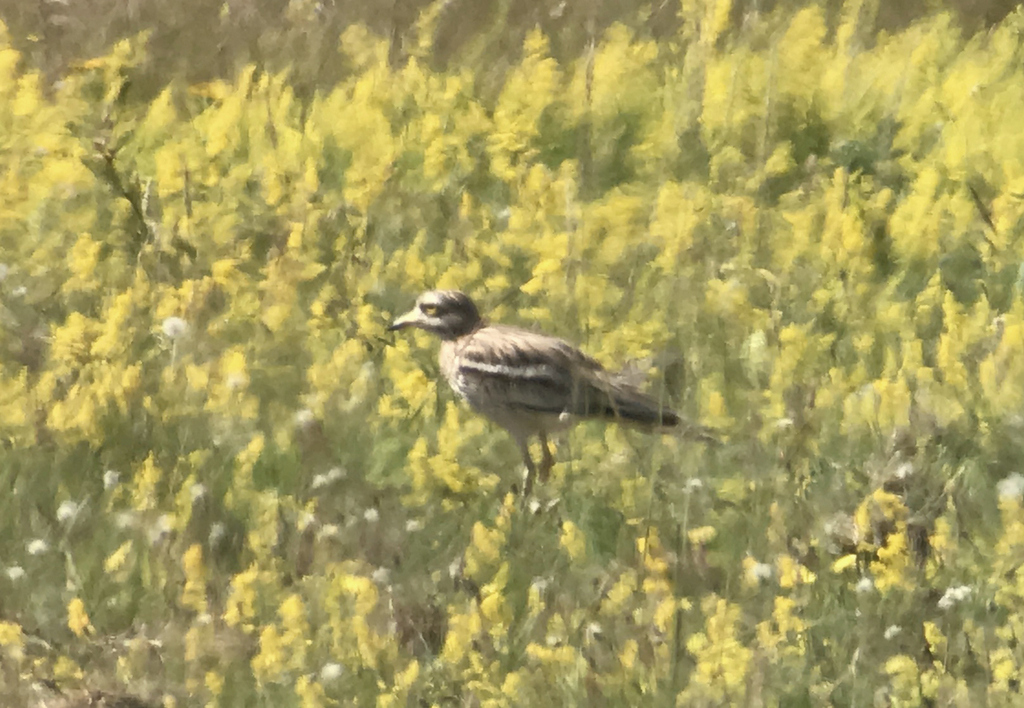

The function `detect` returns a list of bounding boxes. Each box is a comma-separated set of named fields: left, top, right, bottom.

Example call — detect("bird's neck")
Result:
left=440, top=317, right=485, bottom=341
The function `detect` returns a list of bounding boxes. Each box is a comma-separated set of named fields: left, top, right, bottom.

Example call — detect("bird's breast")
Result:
left=439, top=341, right=470, bottom=401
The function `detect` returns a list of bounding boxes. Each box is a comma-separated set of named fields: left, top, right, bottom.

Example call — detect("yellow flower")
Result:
left=53, top=655, right=84, bottom=681
left=990, top=647, right=1018, bottom=690
left=776, top=554, right=816, bottom=588
left=464, top=520, right=505, bottom=580
left=223, top=564, right=260, bottom=629
left=884, top=654, right=920, bottom=699
left=67, top=598, right=93, bottom=638
left=601, top=571, right=637, bottom=617
left=871, top=522, right=913, bottom=593
left=619, top=638, right=639, bottom=670
left=772, top=596, right=806, bottom=637
left=181, top=544, right=208, bottom=614
left=684, top=597, right=753, bottom=702
left=132, top=454, right=163, bottom=512
left=479, top=590, right=508, bottom=627
left=252, top=625, right=284, bottom=683
left=296, top=675, right=327, bottom=708
left=831, top=554, right=857, bottom=573
left=442, top=604, right=482, bottom=664
left=559, top=521, right=587, bottom=563
left=923, top=621, right=947, bottom=658
left=688, top=525, right=717, bottom=545
left=104, top=541, right=133, bottom=577
left=0, top=621, right=23, bottom=648
left=205, top=671, right=224, bottom=697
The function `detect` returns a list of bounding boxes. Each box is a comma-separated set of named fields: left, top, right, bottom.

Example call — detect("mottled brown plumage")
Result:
left=389, top=290, right=707, bottom=495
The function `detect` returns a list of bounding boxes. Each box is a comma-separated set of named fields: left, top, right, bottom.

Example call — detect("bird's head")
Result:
left=388, top=290, right=482, bottom=340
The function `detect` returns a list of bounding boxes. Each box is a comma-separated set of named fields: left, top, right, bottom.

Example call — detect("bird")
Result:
left=388, top=290, right=716, bottom=496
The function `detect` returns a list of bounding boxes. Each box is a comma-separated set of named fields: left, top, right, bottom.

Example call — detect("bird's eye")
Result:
left=421, top=304, right=439, bottom=316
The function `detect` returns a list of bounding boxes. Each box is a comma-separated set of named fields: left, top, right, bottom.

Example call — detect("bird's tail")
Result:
left=606, top=389, right=679, bottom=427
left=597, top=381, right=721, bottom=444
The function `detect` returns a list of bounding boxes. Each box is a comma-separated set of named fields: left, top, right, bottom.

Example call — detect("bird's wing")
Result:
left=453, top=324, right=678, bottom=425
left=452, top=325, right=709, bottom=436
left=454, top=325, right=608, bottom=416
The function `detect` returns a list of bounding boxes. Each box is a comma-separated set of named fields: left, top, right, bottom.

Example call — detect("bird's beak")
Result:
left=387, top=308, right=422, bottom=332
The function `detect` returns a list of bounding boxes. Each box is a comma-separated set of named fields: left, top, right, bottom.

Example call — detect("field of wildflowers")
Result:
left=3, top=0, right=1024, bottom=705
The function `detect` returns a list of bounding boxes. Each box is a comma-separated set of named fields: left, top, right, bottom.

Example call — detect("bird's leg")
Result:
left=538, top=432, right=555, bottom=483
left=517, top=438, right=538, bottom=497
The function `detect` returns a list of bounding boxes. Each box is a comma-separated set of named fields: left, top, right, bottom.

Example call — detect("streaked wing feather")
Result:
left=456, top=325, right=593, bottom=414
left=455, top=325, right=676, bottom=424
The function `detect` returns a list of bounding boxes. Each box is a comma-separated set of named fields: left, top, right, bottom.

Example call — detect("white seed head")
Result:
left=326, top=467, right=345, bottom=483
left=998, top=473, right=1024, bottom=501
left=226, top=373, right=247, bottom=391
left=26, top=539, right=49, bottom=556
left=56, top=500, right=80, bottom=524
left=161, top=316, right=189, bottom=340
left=938, top=585, right=971, bottom=610
left=298, top=511, right=316, bottom=531
left=894, top=462, right=915, bottom=480
left=209, top=522, right=226, bottom=546
left=103, top=469, right=120, bottom=490
left=148, top=514, right=174, bottom=544
left=684, top=478, right=704, bottom=493
left=317, top=524, right=341, bottom=540
left=320, top=663, right=344, bottom=682
left=293, top=408, right=316, bottom=429
left=749, top=562, right=773, bottom=582
left=312, top=467, right=344, bottom=490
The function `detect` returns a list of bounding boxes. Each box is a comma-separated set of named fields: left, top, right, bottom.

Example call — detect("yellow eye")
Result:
left=421, top=304, right=439, bottom=316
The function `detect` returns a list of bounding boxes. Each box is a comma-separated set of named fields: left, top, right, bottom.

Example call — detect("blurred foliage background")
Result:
left=3, top=0, right=1024, bottom=706
left=0, top=0, right=1021, bottom=95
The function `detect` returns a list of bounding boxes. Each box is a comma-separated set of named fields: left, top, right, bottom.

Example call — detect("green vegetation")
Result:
left=2, top=0, right=1024, bottom=705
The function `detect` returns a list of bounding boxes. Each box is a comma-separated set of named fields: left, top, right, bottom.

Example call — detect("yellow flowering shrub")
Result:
left=4, top=2, right=1024, bottom=705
